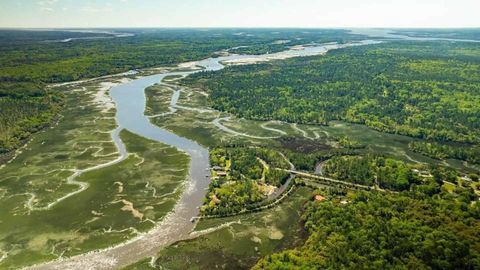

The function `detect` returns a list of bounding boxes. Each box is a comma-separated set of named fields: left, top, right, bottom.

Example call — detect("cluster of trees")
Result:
left=0, top=82, right=63, bottom=154
left=283, top=148, right=355, bottom=172
left=284, top=151, right=334, bottom=172
left=205, top=147, right=263, bottom=215
left=254, top=180, right=480, bottom=269
left=229, top=147, right=264, bottom=180
left=323, top=155, right=450, bottom=191
left=265, top=168, right=290, bottom=187
left=202, top=179, right=265, bottom=216
left=186, top=41, right=480, bottom=144
left=255, top=147, right=291, bottom=186
left=336, top=136, right=365, bottom=149
left=255, top=147, right=291, bottom=170
left=410, top=141, right=480, bottom=164
left=204, top=146, right=292, bottom=215
left=323, top=155, right=376, bottom=185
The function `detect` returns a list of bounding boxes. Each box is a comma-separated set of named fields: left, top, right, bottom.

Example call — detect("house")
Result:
left=314, top=195, right=326, bottom=201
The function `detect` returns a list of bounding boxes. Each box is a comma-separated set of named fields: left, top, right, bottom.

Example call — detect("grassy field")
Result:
left=146, top=84, right=244, bottom=147
left=123, top=187, right=312, bottom=270
left=144, top=84, right=174, bottom=117
left=221, top=118, right=292, bottom=138
left=0, top=82, right=189, bottom=269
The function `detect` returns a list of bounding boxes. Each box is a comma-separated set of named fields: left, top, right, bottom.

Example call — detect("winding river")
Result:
left=29, top=40, right=381, bottom=270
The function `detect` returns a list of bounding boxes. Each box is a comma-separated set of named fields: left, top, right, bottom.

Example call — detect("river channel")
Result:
left=29, top=39, right=381, bottom=270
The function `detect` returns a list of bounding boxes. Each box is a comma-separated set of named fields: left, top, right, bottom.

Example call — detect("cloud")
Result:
left=37, top=0, right=59, bottom=6
left=37, top=0, right=58, bottom=12
left=40, top=7, right=54, bottom=12
left=81, top=4, right=114, bottom=13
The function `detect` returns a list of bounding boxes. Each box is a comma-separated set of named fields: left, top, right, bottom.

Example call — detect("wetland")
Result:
left=0, top=28, right=479, bottom=270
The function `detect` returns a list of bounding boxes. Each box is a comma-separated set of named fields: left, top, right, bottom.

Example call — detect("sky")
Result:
left=0, top=0, right=479, bottom=28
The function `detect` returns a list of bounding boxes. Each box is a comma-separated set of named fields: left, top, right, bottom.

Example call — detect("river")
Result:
left=349, top=28, right=480, bottom=43
left=28, top=39, right=381, bottom=270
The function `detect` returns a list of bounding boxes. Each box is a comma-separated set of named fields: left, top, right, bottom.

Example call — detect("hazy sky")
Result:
left=0, top=0, right=479, bottom=28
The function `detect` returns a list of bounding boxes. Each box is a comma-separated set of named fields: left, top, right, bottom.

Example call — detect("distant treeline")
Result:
left=394, top=29, right=480, bottom=40
left=0, top=29, right=360, bottom=83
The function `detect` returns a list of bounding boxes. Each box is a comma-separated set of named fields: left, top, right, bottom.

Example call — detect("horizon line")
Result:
left=1, top=26, right=479, bottom=30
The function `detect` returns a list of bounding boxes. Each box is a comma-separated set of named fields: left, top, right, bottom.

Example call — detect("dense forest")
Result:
left=0, top=82, right=62, bottom=156
left=321, top=155, right=462, bottom=191
left=0, top=28, right=360, bottom=157
left=184, top=41, right=480, bottom=144
left=394, top=28, right=480, bottom=40
left=254, top=183, right=480, bottom=270
left=181, top=40, right=480, bottom=260
left=409, top=141, right=480, bottom=165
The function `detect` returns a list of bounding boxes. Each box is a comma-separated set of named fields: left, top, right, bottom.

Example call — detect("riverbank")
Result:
left=0, top=80, right=190, bottom=269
